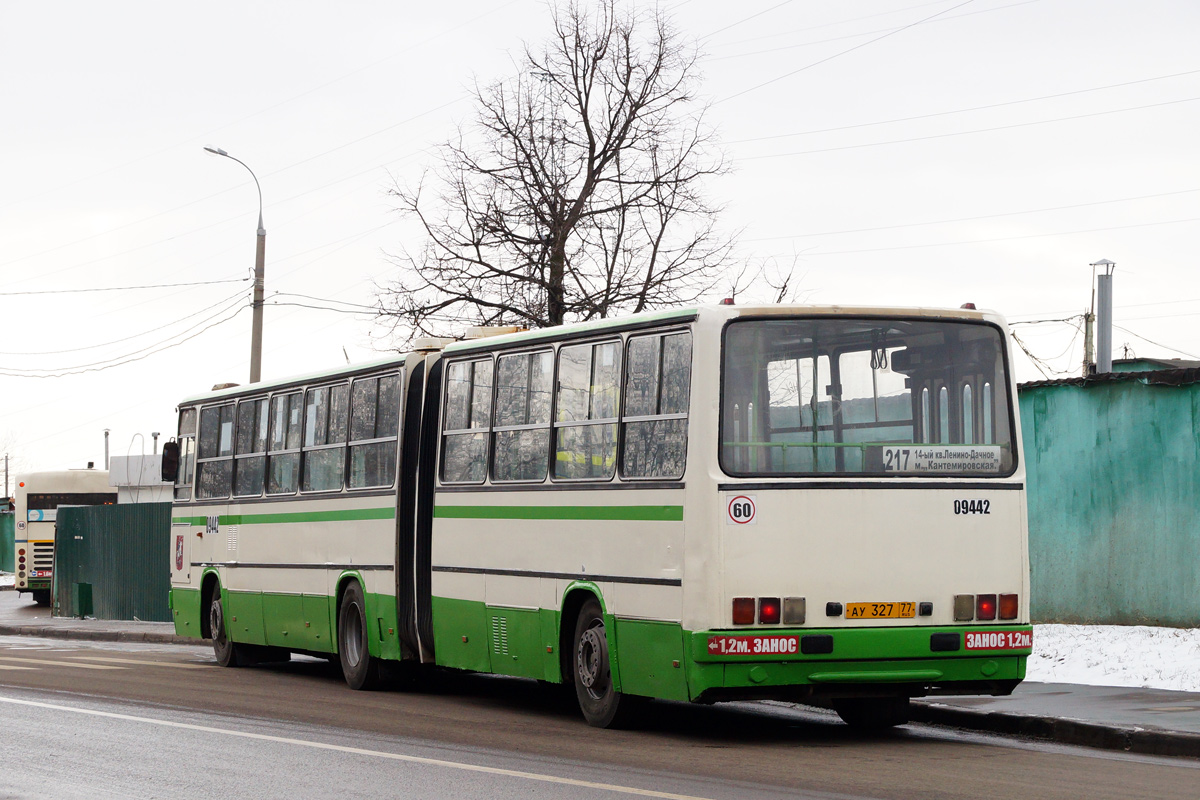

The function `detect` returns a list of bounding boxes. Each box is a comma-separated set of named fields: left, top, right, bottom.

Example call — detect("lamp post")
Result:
left=205, top=145, right=266, bottom=384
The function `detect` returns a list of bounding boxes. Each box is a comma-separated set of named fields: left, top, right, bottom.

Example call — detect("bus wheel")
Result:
left=337, top=582, right=380, bottom=691
left=833, top=697, right=910, bottom=730
left=572, top=598, right=641, bottom=728
left=32, top=590, right=51, bottom=607
left=209, top=594, right=249, bottom=668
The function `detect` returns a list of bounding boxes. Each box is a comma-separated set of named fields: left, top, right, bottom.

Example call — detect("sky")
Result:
left=1, top=0, right=1197, bottom=475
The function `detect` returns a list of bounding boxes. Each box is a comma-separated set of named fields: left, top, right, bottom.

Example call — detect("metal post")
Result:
left=151, top=432, right=160, bottom=454
left=104, top=429, right=110, bottom=470
left=1096, top=273, right=1113, bottom=373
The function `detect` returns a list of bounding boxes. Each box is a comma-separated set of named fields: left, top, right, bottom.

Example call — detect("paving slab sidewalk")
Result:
left=2, top=586, right=1197, bottom=757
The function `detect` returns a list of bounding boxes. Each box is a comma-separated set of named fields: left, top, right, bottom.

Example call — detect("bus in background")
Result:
left=12, top=468, right=117, bottom=606
left=165, top=304, right=1032, bottom=730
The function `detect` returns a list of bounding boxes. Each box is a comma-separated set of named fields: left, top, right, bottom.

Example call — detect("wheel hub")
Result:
left=577, top=627, right=605, bottom=690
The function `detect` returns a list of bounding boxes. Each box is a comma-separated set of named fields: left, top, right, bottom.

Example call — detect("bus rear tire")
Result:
left=833, top=696, right=910, bottom=730
left=338, top=582, right=380, bottom=690
left=32, top=590, right=51, bottom=607
left=572, top=598, right=641, bottom=728
left=210, top=594, right=251, bottom=668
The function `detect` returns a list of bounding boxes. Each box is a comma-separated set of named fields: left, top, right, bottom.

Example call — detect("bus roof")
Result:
left=177, top=352, right=410, bottom=406
left=175, top=303, right=1006, bottom=406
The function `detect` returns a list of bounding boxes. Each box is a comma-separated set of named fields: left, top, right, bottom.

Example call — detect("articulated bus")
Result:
left=12, top=469, right=117, bottom=606
left=165, top=304, right=1032, bottom=729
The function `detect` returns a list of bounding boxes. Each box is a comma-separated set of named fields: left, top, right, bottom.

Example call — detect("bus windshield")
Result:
left=721, top=317, right=1015, bottom=477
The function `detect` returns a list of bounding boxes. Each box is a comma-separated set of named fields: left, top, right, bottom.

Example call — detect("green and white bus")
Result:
left=165, top=304, right=1032, bottom=728
left=12, top=469, right=117, bottom=606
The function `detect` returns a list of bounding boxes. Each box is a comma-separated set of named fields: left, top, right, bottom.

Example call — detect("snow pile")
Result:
left=1027, top=624, right=1200, bottom=693
left=0, top=572, right=13, bottom=588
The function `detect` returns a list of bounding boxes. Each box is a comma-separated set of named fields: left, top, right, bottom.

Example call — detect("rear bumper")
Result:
left=687, top=624, right=1031, bottom=702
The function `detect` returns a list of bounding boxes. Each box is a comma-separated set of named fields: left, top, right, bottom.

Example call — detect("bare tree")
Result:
left=379, top=0, right=735, bottom=339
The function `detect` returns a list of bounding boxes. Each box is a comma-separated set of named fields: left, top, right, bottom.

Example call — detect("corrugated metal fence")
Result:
left=53, top=503, right=171, bottom=621
left=0, top=512, right=13, bottom=573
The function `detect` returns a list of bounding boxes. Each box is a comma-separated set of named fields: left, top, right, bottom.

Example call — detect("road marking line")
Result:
left=0, top=695, right=712, bottom=799
left=68, top=656, right=212, bottom=670
left=0, top=657, right=125, bottom=670
left=0, top=665, right=37, bottom=671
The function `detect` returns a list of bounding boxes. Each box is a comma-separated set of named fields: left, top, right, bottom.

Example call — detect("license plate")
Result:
left=707, top=635, right=799, bottom=656
left=965, top=630, right=1033, bottom=650
left=846, top=602, right=915, bottom=619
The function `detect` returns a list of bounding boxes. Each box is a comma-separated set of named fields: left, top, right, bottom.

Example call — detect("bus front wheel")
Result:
left=337, top=582, right=380, bottom=690
left=572, top=598, right=641, bottom=728
left=833, top=696, right=910, bottom=730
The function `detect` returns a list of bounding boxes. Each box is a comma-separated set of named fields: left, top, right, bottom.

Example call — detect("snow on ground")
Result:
left=0, top=573, right=13, bottom=588
left=1027, top=624, right=1200, bottom=693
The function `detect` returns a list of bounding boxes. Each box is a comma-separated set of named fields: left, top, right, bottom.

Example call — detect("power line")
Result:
left=0, top=292, right=248, bottom=375
left=760, top=216, right=1200, bottom=257
left=0, top=303, right=249, bottom=379
left=700, top=0, right=795, bottom=42
left=0, top=288, right=250, bottom=356
left=726, top=68, right=1200, bottom=145
left=708, top=0, right=955, bottom=48
left=1112, top=324, right=1199, bottom=360
left=0, top=277, right=247, bottom=297
left=711, top=0, right=1035, bottom=62
left=717, top=0, right=978, bottom=104
left=739, top=96, right=1200, bottom=159
left=743, top=187, right=1200, bottom=243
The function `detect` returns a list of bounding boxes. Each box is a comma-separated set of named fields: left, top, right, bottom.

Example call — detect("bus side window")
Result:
left=196, top=404, right=234, bottom=500
left=348, top=373, right=401, bottom=489
left=267, top=392, right=302, bottom=495
left=441, top=359, right=493, bottom=483
left=553, top=340, right=621, bottom=481
left=175, top=407, right=197, bottom=501
left=622, top=331, right=691, bottom=479
left=492, top=351, right=552, bottom=482
left=302, top=383, right=350, bottom=492
left=233, top=398, right=268, bottom=497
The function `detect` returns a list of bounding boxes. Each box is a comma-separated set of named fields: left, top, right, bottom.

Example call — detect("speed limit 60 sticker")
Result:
left=726, top=495, right=757, bottom=525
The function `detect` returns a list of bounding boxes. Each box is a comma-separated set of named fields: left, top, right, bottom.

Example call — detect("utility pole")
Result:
left=204, top=146, right=266, bottom=383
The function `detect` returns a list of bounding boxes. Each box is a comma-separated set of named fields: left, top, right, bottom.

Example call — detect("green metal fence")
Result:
left=0, top=512, right=13, bottom=573
left=53, top=503, right=171, bottom=621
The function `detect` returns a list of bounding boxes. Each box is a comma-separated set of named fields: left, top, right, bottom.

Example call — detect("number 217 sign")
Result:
left=726, top=495, right=757, bottom=525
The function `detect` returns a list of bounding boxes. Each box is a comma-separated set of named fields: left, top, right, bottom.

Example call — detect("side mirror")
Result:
left=161, top=439, right=181, bottom=483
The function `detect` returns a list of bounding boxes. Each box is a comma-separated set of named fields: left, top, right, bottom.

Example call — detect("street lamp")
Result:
left=205, top=145, right=266, bottom=384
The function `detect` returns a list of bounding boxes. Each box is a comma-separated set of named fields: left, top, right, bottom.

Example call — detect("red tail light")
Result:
left=976, top=594, right=997, bottom=621
left=758, top=597, right=781, bottom=624
left=999, top=594, right=1019, bottom=620
left=732, top=597, right=755, bottom=625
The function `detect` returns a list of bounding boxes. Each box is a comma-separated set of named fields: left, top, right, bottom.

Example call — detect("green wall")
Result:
left=1019, top=374, right=1200, bottom=626
left=0, top=512, right=13, bottom=573
left=53, top=503, right=171, bottom=621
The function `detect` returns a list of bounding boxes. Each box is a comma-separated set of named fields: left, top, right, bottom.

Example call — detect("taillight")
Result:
left=999, top=593, right=1019, bottom=620
left=758, top=597, right=781, bottom=625
left=976, top=594, right=998, bottom=621
left=732, top=597, right=755, bottom=625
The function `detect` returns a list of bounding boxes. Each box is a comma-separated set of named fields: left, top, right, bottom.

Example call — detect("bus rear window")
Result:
left=721, top=318, right=1014, bottom=477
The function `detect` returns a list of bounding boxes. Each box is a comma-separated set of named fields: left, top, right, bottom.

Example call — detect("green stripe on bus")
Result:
left=172, top=508, right=395, bottom=526
left=433, top=505, right=683, bottom=522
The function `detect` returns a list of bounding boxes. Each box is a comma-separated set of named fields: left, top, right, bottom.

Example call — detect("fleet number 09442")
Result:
left=954, top=499, right=990, bottom=515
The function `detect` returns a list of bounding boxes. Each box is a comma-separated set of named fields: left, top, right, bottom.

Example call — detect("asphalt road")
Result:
left=1, top=635, right=1197, bottom=800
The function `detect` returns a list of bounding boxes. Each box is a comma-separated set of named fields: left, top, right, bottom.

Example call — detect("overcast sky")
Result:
left=2, top=0, right=1197, bottom=475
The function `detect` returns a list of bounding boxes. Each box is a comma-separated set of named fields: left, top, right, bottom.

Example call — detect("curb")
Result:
left=912, top=701, right=1200, bottom=759
left=0, top=623, right=208, bottom=647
